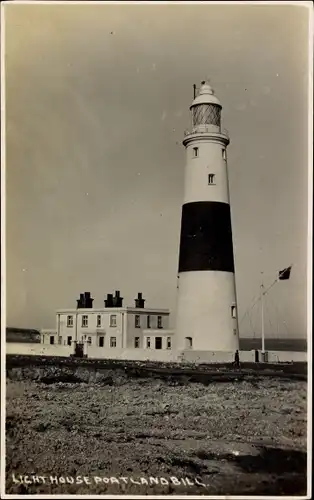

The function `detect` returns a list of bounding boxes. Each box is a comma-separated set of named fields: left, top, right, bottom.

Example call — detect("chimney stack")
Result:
left=105, top=291, right=123, bottom=307
left=76, top=292, right=94, bottom=309
left=135, top=292, right=145, bottom=308
left=84, top=292, right=93, bottom=308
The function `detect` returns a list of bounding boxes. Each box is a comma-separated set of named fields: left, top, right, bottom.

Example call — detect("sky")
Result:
left=4, top=2, right=310, bottom=338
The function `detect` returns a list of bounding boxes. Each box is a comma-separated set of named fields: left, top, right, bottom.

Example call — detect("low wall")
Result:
left=179, top=350, right=256, bottom=363
left=5, top=343, right=307, bottom=364
left=85, top=346, right=178, bottom=362
left=179, top=350, right=307, bottom=364
left=5, top=343, right=73, bottom=357
left=267, top=351, right=307, bottom=363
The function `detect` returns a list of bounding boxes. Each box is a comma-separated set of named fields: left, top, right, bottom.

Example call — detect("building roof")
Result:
left=56, top=307, right=170, bottom=314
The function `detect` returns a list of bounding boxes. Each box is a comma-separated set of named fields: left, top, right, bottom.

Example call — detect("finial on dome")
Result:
left=199, top=79, right=214, bottom=95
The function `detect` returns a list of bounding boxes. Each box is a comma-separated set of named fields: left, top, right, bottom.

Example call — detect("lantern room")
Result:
left=190, top=80, right=222, bottom=133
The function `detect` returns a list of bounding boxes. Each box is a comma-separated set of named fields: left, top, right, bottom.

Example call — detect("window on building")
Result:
left=82, top=315, right=88, bottom=327
left=166, top=337, right=172, bottom=349
left=147, top=315, right=151, bottom=328
left=185, top=337, right=193, bottom=349
left=135, top=315, right=141, bottom=328
left=58, top=336, right=62, bottom=345
left=67, top=315, right=73, bottom=327
left=233, top=329, right=237, bottom=336
left=208, top=174, right=215, bottom=185
left=157, top=316, right=163, bottom=329
left=193, top=147, right=199, bottom=158
left=222, top=149, right=227, bottom=160
left=231, top=305, right=237, bottom=319
left=110, top=336, right=117, bottom=347
left=155, top=337, right=162, bottom=350
left=134, top=337, right=140, bottom=348
left=110, top=314, right=117, bottom=327
left=146, top=337, right=151, bottom=348
left=67, top=336, right=72, bottom=346
left=99, top=336, right=104, bottom=347
left=50, top=336, right=55, bottom=345
left=97, top=315, right=102, bottom=327
left=87, top=337, right=92, bottom=345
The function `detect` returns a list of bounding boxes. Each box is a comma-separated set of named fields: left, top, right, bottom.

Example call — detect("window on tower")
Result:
left=193, top=147, right=199, bottom=158
left=222, top=149, right=227, bottom=160
left=231, top=305, right=237, bottom=318
left=208, top=174, right=215, bottom=185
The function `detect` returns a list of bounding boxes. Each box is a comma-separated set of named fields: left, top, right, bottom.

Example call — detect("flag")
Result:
left=279, top=266, right=292, bottom=280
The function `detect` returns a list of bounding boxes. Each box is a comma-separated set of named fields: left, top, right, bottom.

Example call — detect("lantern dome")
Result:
left=190, top=80, right=221, bottom=108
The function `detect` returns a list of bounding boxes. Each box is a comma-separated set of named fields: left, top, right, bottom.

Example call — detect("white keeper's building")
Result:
left=41, top=291, right=173, bottom=352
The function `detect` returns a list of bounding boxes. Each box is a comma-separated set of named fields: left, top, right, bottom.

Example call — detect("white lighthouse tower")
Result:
left=175, top=80, right=239, bottom=352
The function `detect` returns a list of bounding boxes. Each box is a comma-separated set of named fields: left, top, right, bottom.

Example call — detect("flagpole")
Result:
left=261, top=272, right=265, bottom=354
left=239, top=263, right=293, bottom=327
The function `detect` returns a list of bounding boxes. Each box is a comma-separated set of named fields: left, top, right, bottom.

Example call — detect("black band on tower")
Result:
left=178, top=201, right=235, bottom=273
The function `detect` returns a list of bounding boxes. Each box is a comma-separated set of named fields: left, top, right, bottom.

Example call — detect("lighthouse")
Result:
left=175, top=80, right=239, bottom=352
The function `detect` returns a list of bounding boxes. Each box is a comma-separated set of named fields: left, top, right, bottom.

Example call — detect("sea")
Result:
left=239, top=338, right=307, bottom=352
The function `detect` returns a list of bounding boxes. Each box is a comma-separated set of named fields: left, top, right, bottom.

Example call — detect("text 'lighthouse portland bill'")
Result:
left=175, top=80, right=239, bottom=352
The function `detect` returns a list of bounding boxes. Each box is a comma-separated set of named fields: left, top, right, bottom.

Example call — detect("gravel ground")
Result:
left=6, top=370, right=307, bottom=496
